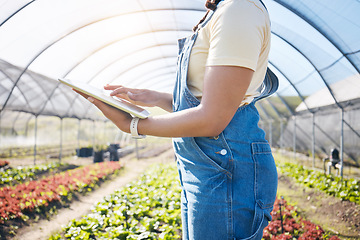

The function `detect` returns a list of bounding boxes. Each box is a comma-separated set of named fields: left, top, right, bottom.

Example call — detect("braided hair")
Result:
left=193, top=0, right=222, bottom=31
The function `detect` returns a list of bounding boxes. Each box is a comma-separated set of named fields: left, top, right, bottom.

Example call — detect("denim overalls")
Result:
left=172, top=1, right=278, bottom=240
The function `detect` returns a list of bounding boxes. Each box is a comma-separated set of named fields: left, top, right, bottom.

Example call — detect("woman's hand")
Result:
left=105, top=85, right=173, bottom=112
left=72, top=89, right=132, bottom=133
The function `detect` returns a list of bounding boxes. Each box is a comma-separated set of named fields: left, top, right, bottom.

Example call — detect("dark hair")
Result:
left=193, top=0, right=222, bottom=31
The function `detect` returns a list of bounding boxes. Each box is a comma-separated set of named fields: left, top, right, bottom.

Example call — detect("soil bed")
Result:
left=4, top=144, right=359, bottom=240
left=277, top=174, right=360, bottom=239
left=6, top=143, right=173, bottom=240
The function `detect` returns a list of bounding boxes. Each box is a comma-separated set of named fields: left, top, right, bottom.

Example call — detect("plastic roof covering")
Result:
left=0, top=0, right=360, bottom=123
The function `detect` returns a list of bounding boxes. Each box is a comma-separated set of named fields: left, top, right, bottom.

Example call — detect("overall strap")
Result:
left=259, top=0, right=267, bottom=11
left=253, top=68, right=279, bottom=102
left=254, top=0, right=278, bottom=102
left=197, top=10, right=215, bottom=31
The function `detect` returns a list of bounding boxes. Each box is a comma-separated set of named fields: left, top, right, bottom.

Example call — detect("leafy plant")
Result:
left=0, top=162, right=123, bottom=225
left=0, top=162, right=63, bottom=186
left=52, top=164, right=181, bottom=240
left=93, top=144, right=108, bottom=152
left=277, top=161, right=360, bottom=205
left=0, top=160, right=9, bottom=168
left=263, top=197, right=340, bottom=240
left=51, top=164, right=340, bottom=240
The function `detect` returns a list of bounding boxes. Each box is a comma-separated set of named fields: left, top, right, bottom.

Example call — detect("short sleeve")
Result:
left=206, top=0, right=267, bottom=71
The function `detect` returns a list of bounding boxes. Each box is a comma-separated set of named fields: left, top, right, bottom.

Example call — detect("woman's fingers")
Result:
left=108, top=86, right=134, bottom=97
left=127, top=91, right=146, bottom=103
left=105, top=85, right=131, bottom=101
left=105, top=85, right=144, bottom=104
left=104, top=84, right=123, bottom=90
left=103, top=85, right=159, bottom=107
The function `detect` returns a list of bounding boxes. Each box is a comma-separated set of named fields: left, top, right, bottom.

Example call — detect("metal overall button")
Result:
left=216, top=149, right=227, bottom=155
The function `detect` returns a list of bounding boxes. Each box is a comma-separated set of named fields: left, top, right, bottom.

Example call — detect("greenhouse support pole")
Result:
left=135, top=139, right=139, bottom=160
left=59, top=118, right=63, bottom=162
left=114, top=130, right=121, bottom=143
left=126, top=134, right=131, bottom=145
left=103, top=121, right=106, bottom=142
left=34, top=116, right=38, bottom=165
left=312, top=113, right=316, bottom=168
left=340, top=109, right=344, bottom=179
left=269, top=120, right=273, bottom=147
left=259, top=121, right=264, bottom=130
left=77, top=119, right=81, bottom=152
left=280, top=119, right=284, bottom=150
left=293, top=116, right=296, bottom=160
left=120, top=133, right=126, bottom=147
left=0, top=115, right=2, bottom=146
left=25, top=116, right=32, bottom=136
left=92, top=120, right=95, bottom=148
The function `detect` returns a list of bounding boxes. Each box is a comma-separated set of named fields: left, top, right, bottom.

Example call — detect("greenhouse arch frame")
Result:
left=0, top=0, right=359, bottom=173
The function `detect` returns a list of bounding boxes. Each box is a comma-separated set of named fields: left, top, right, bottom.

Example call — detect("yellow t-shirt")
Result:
left=187, top=0, right=271, bottom=105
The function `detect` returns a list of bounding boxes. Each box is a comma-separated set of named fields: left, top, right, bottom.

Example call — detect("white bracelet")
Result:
left=130, top=117, right=145, bottom=139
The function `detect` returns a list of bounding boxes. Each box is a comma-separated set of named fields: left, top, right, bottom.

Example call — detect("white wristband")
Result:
left=130, top=117, right=145, bottom=139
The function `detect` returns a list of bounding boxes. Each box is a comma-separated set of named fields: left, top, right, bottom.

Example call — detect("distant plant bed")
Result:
left=0, top=161, right=123, bottom=238
left=0, top=161, right=64, bottom=186
left=0, top=144, right=76, bottom=159
left=50, top=164, right=182, bottom=240
left=49, top=164, right=340, bottom=240
left=277, top=161, right=360, bottom=205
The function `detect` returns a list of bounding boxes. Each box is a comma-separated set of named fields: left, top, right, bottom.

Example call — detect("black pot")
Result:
left=77, top=147, right=94, bottom=157
left=93, top=150, right=104, bottom=163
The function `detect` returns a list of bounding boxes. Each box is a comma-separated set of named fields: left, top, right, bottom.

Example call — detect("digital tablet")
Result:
left=58, top=78, right=150, bottom=119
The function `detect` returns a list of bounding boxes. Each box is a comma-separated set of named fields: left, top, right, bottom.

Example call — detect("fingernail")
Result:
left=87, top=97, right=94, bottom=103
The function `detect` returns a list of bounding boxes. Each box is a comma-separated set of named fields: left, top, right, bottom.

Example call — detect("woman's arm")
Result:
left=138, top=65, right=253, bottom=137
left=84, top=65, right=253, bottom=138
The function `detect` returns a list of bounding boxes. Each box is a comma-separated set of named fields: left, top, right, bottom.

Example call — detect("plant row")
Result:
left=0, top=160, right=9, bottom=168
left=0, top=144, right=76, bottom=159
left=0, top=161, right=123, bottom=226
left=264, top=197, right=340, bottom=240
left=0, top=161, right=63, bottom=186
left=277, top=161, right=360, bottom=205
left=50, top=164, right=182, bottom=240
left=50, top=163, right=340, bottom=240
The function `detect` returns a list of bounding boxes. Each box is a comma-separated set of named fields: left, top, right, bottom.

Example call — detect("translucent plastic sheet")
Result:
left=0, top=0, right=359, bottom=161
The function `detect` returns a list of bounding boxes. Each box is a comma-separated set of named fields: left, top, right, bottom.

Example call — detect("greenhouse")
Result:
left=0, top=0, right=359, bottom=239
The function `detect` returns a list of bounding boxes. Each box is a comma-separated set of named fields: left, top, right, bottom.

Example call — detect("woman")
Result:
left=77, top=0, right=278, bottom=239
